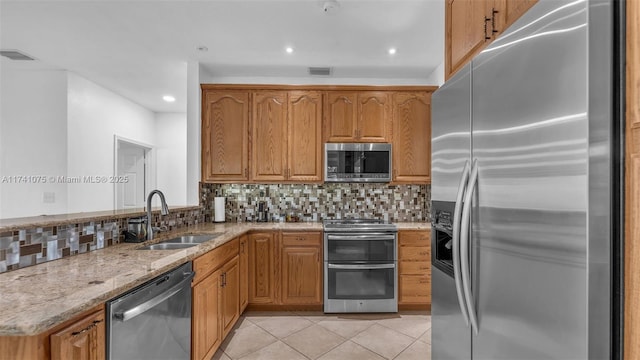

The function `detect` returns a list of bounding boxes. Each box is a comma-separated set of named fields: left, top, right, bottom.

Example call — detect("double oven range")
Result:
left=323, top=219, right=398, bottom=313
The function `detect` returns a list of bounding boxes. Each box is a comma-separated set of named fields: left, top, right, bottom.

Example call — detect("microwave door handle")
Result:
left=453, top=160, right=471, bottom=327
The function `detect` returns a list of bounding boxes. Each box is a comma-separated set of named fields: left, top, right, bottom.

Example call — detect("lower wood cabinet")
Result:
left=192, top=267, right=223, bottom=360
left=248, top=232, right=277, bottom=304
left=281, top=232, right=322, bottom=305
left=239, top=235, right=249, bottom=312
left=192, top=237, right=240, bottom=360
left=221, top=256, right=240, bottom=339
left=398, top=230, right=432, bottom=307
left=50, top=310, right=105, bottom=360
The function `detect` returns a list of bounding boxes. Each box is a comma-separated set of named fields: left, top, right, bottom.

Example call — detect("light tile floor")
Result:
left=212, top=311, right=431, bottom=360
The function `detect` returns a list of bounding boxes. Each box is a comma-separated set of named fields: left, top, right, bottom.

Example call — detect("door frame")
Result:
left=113, top=135, right=155, bottom=210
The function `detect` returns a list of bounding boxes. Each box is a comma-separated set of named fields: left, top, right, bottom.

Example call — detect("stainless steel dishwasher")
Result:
left=106, top=262, right=194, bottom=360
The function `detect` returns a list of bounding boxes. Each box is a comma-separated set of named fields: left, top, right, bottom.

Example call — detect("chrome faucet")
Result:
left=146, top=190, right=170, bottom=240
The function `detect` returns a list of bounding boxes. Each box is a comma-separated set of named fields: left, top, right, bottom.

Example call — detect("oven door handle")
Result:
left=326, top=234, right=396, bottom=241
left=327, top=263, right=395, bottom=270
left=113, top=271, right=195, bottom=322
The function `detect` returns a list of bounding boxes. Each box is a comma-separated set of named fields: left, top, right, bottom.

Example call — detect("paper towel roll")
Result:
left=214, top=197, right=225, bottom=222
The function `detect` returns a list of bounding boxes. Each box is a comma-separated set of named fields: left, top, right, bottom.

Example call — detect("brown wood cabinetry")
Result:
left=201, top=90, right=250, bottom=182
left=192, top=267, right=222, bottom=360
left=0, top=305, right=106, bottom=360
left=392, top=92, right=432, bottom=184
left=248, top=232, right=277, bottom=304
left=280, top=232, right=322, bottom=305
left=192, top=238, right=240, bottom=360
left=288, top=91, right=323, bottom=182
left=252, top=91, right=288, bottom=181
left=626, top=0, right=640, bottom=357
left=221, top=256, right=240, bottom=339
left=398, top=230, right=431, bottom=308
left=445, top=0, right=538, bottom=79
left=50, top=310, right=105, bottom=360
left=324, top=91, right=390, bottom=142
left=252, top=91, right=323, bottom=182
left=239, top=235, right=249, bottom=312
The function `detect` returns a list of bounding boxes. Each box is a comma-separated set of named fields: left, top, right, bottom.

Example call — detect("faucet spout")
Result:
left=147, top=190, right=169, bottom=240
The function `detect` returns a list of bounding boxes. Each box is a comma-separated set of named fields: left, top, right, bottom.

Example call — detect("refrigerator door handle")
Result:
left=452, top=160, right=471, bottom=326
left=461, top=159, right=479, bottom=335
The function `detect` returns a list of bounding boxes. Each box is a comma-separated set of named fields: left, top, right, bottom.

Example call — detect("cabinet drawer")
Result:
left=398, top=230, right=431, bottom=246
left=399, top=274, right=431, bottom=304
left=194, top=238, right=239, bottom=284
left=399, top=246, right=430, bottom=262
left=282, top=232, right=322, bottom=247
left=399, top=261, right=430, bottom=275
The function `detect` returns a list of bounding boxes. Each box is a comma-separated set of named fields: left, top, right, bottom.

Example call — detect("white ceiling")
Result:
left=0, top=0, right=444, bottom=113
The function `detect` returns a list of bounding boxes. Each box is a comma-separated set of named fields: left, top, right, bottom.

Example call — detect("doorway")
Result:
left=115, top=137, right=153, bottom=210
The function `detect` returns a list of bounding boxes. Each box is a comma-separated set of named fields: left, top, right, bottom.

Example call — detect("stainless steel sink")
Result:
left=138, top=243, right=198, bottom=250
left=164, top=234, right=222, bottom=244
left=137, top=233, right=223, bottom=250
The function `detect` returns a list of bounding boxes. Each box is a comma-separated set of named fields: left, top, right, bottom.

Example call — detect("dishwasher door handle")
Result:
left=326, top=234, right=396, bottom=241
left=114, top=271, right=195, bottom=322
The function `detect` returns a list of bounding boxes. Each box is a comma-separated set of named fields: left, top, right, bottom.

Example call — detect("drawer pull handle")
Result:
left=71, top=320, right=102, bottom=336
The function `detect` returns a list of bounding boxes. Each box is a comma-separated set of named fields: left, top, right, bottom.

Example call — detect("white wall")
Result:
left=155, top=112, right=187, bottom=206
left=67, top=72, right=156, bottom=213
left=0, top=66, right=69, bottom=218
left=425, top=61, right=445, bottom=86
left=201, top=75, right=436, bottom=86
left=186, top=61, right=201, bottom=206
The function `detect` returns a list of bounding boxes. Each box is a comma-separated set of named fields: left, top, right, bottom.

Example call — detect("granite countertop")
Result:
left=0, top=221, right=430, bottom=336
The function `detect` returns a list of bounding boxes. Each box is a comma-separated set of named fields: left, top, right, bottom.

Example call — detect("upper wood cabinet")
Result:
left=324, top=91, right=391, bottom=143
left=445, top=0, right=538, bottom=80
left=392, top=92, right=432, bottom=184
left=288, top=91, right=323, bottom=182
left=201, top=90, right=250, bottom=182
left=252, top=90, right=323, bottom=182
left=50, top=309, right=105, bottom=360
left=252, top=91, right=288, bottom=181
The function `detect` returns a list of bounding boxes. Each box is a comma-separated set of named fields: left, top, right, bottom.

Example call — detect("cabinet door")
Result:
left=50, top=310, right=105, bottom=360
left=201, top=90, right=250, bottom=182
left=281, top=246, right=322, bottom=305
left=252, top=91, right=288, bottom=181
left=288, top=91, right=323, bottom=182
left=221, top=256, right=240, bottom=338
left=358, top=92, right=391, bottom=142
left=239, top=235, right=249, bottom=312
left=248, top=232, right=276, bottom=304
left=192, top=269, right=222, bottom=360
left=393, top=92, right=432, bottom=183
left=445, top=0, right=490, bottom=79
left=324, top=92, right=358, bottom=142
left=498, top=0, right=538, bottom=33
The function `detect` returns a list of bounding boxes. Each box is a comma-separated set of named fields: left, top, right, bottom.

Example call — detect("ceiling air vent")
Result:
left=0, top=50, right=36, bottom=61
left=308, top=67, right=332, bottom=76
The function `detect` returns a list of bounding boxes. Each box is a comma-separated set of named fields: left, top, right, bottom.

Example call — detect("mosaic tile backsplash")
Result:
left=201, top=183, right=431, bottom=223
left=0, top=207, right=205, bottom=273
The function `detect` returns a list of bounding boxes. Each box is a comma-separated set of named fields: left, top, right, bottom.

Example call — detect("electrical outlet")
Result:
left=43, top=192, right=55, bottom=203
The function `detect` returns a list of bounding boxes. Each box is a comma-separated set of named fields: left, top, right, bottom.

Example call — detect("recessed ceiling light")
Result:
left=197, top=46, right=208, bottom=52
left=163, top=95, right=176, bottom=103
left=388, top=48, right=397, bottom=55
left=285, top=47, right=294, bottom=54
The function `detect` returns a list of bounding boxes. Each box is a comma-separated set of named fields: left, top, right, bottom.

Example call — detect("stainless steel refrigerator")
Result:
left=430, top=0, right=619, bottom=358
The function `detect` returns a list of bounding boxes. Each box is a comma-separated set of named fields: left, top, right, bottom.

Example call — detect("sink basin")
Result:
left=137, top=233, right=223, bottom=250
left=138, top=243, right=198, bottom=250
left=164, top=233, right=222, bottom=244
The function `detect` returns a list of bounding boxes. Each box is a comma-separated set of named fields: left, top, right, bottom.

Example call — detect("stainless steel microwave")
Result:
left=324, top=143, right=392, bottom=182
